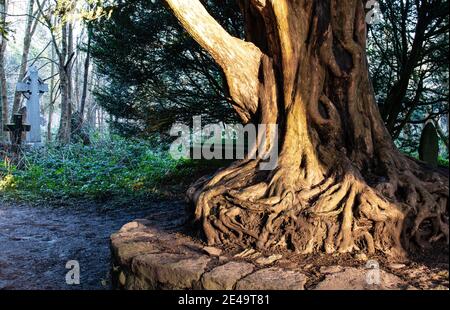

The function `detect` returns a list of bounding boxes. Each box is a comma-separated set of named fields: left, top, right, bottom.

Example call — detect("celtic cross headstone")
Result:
left=15, top=66, right=48, bottom=144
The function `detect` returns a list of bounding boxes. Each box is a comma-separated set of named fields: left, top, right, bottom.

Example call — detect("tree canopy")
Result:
left=368, top=0, right=449, bottom=156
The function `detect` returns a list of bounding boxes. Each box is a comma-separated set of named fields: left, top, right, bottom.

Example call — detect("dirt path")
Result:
left=0, top=199, right=448, bottom=290
left=0, top=200, right=185, bottom=290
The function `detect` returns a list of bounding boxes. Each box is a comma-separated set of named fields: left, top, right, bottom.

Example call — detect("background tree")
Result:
left=79, top=23, right=90, bottom=121
left=46, top=40, right=58, bottom=142
left=12, top=0, right=41, bottom=115
left=164, top=0, right=448, bottom=258
left=0, top=0, right=8, bottom=141
left=89, top=0, right=241, bottom=137
left=0, top=0, right=110, bottom=144
left=368, top=0, right=449, bottom=155
left=37, top=0, right=80, bottom=143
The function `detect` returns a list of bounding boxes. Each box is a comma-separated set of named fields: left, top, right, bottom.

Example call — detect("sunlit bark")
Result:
left=165, top=0, right=449, bottom=258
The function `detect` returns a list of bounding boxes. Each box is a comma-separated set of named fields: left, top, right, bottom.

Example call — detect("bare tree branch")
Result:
left=164, top=0, right=262, bottom=122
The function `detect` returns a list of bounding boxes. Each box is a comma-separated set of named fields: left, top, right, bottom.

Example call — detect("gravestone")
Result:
left=15, top=66, right=48, bottom=144
left=3, top=113, right=31, bottom=153
left=419, top=122, right=439, bottom=168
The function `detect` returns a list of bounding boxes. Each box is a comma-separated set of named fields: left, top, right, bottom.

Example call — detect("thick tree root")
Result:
left=187, top=156, right=448, bottom=260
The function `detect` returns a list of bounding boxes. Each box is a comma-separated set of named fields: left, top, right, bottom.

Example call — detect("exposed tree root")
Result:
left=187, top=154, right=448, bottom=260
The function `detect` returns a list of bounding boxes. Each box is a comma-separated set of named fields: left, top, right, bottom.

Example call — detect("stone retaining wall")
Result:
left=110, top=219, right=418, bottom=290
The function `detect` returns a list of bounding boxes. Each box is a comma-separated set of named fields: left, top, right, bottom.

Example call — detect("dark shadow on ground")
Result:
left=0, top=200, right=185, bottom=290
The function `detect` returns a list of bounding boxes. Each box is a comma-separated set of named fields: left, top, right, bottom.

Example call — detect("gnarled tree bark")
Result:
left=164, top=0, right=449, bottom=259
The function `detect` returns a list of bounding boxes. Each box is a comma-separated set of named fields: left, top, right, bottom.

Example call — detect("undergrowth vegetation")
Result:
left=0, top=134, right=447, bottom=207
left=0, top=136, right=226, bottom=205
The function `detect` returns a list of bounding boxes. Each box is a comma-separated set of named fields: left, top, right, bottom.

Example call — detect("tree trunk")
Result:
left=57, top=23, right=72, bottom=143
left=47, top=43, right=56, bottom=142
left=80, top=33, right=91, bottom=121
left=381, top=7, right=427, bottom=135
left=86, top=71, right=97, bottom=128
left=434, top=119, right=449, bottom=152
left=12, top=0, right=37, bottom=115
left=165, top=0, right=449, bottom=258
left=0, top=0, right=8, bottom=141
left=74, top=51, right=80, bottom=111
left=57, top=65, right=70, bottom=143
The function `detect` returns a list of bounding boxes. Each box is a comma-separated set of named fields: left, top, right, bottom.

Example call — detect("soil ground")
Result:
left=0, top=198, right=448, bottom=290
left=0, top=199, right=185, bottom=289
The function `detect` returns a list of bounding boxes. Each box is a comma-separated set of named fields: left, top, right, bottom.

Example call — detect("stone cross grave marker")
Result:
left=15, top=66, right=48, bottom=144
left=419, top=121, right=439, bottom=168
left=4, top=113, right=31, bottom=148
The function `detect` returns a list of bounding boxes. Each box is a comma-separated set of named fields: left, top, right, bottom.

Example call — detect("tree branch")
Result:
left=164, top=0, right=262, bottom=123
left=433, top=119, right=449, bottom=150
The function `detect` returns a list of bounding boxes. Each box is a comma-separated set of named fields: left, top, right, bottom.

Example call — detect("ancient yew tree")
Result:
left=164, top=0, right=449, bottom=258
